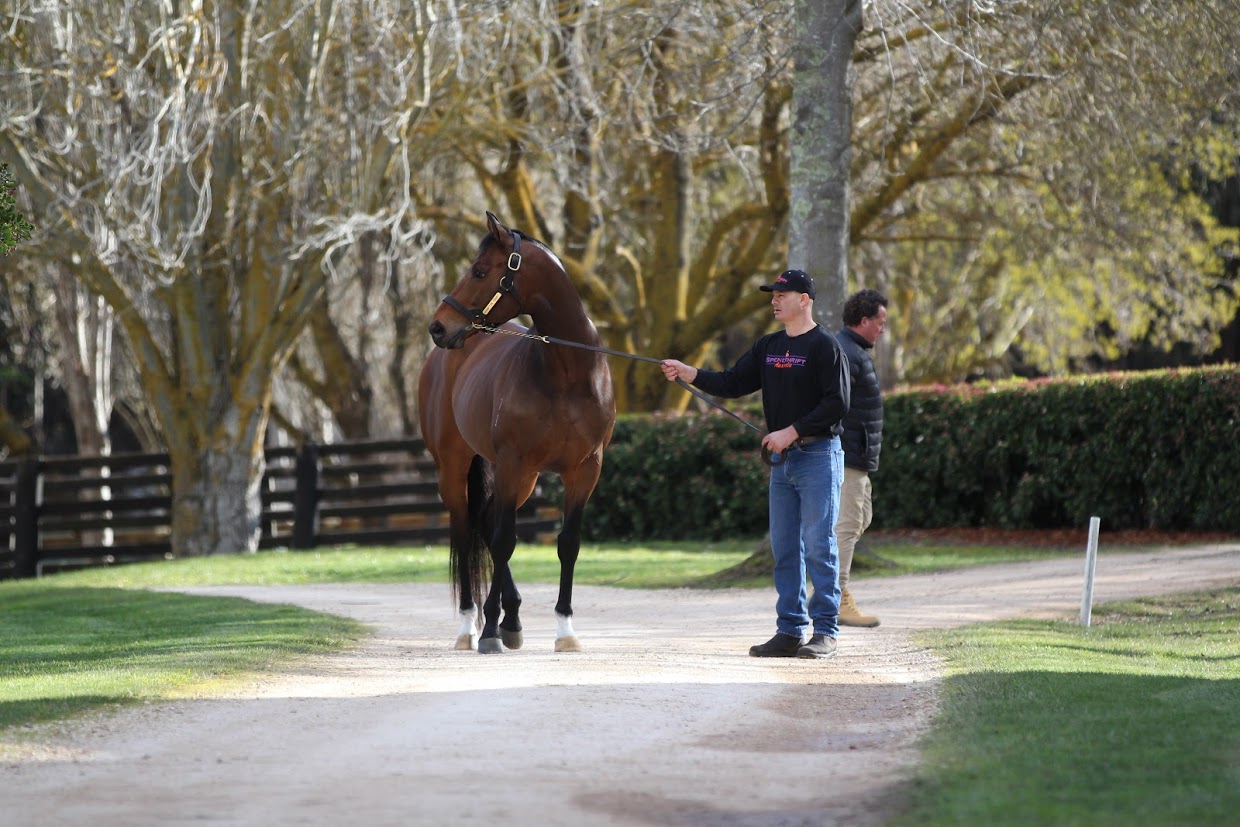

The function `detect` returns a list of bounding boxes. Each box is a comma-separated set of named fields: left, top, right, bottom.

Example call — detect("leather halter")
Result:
left=440, top=231, right=524, bottom=325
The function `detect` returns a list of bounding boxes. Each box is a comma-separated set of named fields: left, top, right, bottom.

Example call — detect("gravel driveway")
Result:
left=4, top=543, right=1238, bottom=827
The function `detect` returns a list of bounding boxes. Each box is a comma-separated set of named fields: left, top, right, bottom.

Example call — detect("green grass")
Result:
left=856, top=543, right=1076, bottom=577
left=36, top=539, right=761, bottom=590
left=893, top=588, right=1240, bottom=827
left=0, top=584, right=366, bottom=733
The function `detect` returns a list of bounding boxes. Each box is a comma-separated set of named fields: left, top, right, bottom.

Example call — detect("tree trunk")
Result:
left=726, top=0, right=863, bottom=574
left=695, top=534, right=772, bottom=587
left=50, top=264, right=112, bottom=458
left=50, top=266, right=114, bottom=547
left=170, top=437, right=265, bottom=557
left=147, top=320, right=280, bottom=557
left=385, top=249, right=418, bottom=437
left=790, top=0, right=862, bottom=330
left=291, top=295, right=374, bottom=440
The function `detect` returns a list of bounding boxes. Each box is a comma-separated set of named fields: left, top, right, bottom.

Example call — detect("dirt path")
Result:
left=4, top=544, right=1238, bottom=827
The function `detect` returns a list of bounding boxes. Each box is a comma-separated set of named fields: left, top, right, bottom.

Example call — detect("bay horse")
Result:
left=418, top=212, right=616, bottom=654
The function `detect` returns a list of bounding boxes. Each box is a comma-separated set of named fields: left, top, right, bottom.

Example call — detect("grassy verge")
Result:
left=36, top=540, right=759, bottom=590
left=0, top=584, right=366, bottom=733
left=892, top=588, right=1240, bottom=827
left=853, top=543, right=1075, bottom=577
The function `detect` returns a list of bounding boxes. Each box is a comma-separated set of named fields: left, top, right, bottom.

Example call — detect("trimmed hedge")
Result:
left=567, top=411, right=771, bottom=541
left=876, top=366, right=1240, bottom=532
left=566, top=366, right=1240, bottom=541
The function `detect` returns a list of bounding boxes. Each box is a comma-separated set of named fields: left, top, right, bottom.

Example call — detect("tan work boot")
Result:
left=839, top=588, right=880, bottom=627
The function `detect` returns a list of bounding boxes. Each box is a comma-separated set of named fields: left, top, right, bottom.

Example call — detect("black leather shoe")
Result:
left=796, top=634, right=838, bottom=659
left=749, top=633, right=804, bottom=657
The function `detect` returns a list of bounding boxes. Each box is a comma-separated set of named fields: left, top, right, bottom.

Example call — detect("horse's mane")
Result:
left=479, top=230, right=565, bottom=272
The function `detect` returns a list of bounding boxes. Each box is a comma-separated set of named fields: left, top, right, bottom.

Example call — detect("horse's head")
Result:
left=429, top=212, right=530, bottom=349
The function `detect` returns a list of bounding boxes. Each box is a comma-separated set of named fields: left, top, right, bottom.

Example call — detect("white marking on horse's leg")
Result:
left=454, top=606, right=478, bottom=651
left=554, top=613, right=581, bottom=653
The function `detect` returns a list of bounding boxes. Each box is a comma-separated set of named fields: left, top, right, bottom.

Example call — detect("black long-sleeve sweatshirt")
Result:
left=691, top=325, right=850, bottom=438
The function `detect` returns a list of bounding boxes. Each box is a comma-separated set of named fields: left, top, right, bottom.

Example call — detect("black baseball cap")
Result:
left=759, top=269, right=815, bottom=300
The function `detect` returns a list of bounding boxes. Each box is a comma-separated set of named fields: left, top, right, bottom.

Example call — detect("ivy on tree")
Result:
left=1, top=163, right=34, bottom=256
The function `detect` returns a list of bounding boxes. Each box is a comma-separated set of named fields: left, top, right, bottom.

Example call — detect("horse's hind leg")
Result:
left=477, top=468, right=538, bottom=653
left=455, top=605, right=478, bottom=650
left=449, top=508, right=480, bottom=651
left=478, top=500, right=521, bottom=654
left=442, top=455, right=489, bottom=651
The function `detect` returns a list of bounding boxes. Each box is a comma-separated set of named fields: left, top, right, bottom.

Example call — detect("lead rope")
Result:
left=471, top=322, right=786, bottom=466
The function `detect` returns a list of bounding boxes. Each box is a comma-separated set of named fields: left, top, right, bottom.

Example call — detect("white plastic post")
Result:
left=1079, top=516, right=1100, bottom=627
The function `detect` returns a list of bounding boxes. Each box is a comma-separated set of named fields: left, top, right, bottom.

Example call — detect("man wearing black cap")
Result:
left=661, top=269, right=850, bottom=659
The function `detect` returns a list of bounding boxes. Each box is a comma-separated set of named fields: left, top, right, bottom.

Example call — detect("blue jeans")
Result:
left=768, top=437, right=844, bottom=639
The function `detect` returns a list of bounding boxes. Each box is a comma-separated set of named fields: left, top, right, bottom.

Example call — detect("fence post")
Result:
left=1079, top=515, right=1101, bottom=627
left=292, top=441, right=320, bottom=550
left=13, top=458, right=39, bottom=579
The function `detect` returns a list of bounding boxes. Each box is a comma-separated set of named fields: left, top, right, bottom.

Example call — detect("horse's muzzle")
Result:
left=429, top=320, right=467, bottom=349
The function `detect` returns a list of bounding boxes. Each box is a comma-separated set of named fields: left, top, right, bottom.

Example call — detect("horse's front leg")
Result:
left=553, top=503, right=584, bottom=652
left=554, top=460, right=602, bottom=653
left=478, top=501, right=521, bottom=654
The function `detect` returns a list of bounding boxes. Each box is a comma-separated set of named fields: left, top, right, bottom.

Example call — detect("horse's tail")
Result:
left=452, top=454, right=494, bottom=615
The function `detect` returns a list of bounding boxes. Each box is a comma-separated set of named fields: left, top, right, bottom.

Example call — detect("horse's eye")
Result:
left=472, top=268, right=486, bottom=279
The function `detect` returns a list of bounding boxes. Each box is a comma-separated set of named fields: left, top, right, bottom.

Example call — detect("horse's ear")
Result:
left=485, top=211, right=509, bottom=241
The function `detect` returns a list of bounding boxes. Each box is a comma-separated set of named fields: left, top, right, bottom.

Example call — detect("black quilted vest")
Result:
left=835, top=327, right=883, bottom=472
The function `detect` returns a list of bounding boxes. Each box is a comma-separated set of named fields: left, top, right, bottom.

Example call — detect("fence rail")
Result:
left=0, top=438, right=560, bottom=580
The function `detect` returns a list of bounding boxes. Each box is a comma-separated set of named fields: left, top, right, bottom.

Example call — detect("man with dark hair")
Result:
left=662, top=269, right=850, bottom=659
left=835, top=288, right=889, bottom=627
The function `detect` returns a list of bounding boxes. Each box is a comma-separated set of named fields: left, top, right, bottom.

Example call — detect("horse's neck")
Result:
left=526, top=282, right=606, bottom=376
left=528, top=280, right=600, bottom=348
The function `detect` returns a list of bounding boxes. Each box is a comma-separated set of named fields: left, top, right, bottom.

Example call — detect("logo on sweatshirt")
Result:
left=767, top=350, right=806, bottom=369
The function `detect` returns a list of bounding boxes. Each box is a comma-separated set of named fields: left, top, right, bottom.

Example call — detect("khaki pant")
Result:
left=835, top=466, right=872, bottom=590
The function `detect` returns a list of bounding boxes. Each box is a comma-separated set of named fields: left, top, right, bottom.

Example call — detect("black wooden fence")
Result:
left=0, top=438, right=560, bottom=579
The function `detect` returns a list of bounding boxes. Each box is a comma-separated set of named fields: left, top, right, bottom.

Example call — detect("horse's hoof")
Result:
left=454, top=634, right=477, bottom=651
left=500, top=628, right=523, bottom=650
left=554, top=636, right=582, bottom=653
left=477, top=637, right=505, bottom=654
